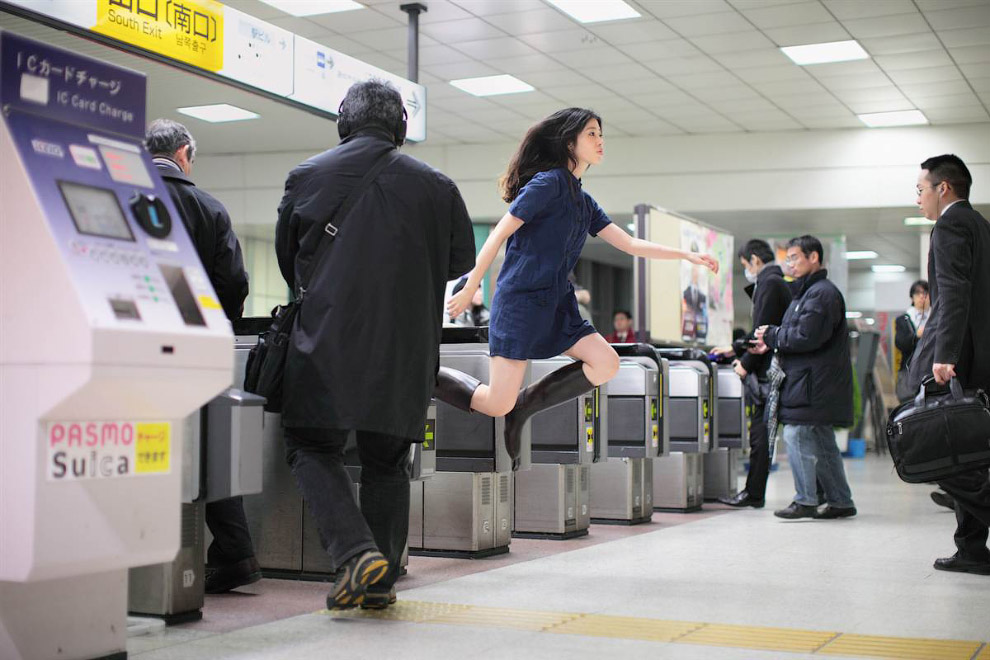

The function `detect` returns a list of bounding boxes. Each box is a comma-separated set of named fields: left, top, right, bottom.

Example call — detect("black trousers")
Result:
left=938, top=467, right=990, bottom=561
left=284, top=427, right=412, bottom=590
left=205, top=497, right=256, bottom=566
left=745, top=403, right=770, bottom=500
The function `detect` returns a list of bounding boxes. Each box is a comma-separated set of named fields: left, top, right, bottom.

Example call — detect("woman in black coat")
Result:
left=895, top=280, right=930, bottom=401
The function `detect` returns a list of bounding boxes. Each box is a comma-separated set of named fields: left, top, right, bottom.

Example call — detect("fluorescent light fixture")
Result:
left=257, top=0, right=364, bottom=16
left=865, top=318, right=876, bottom=325
left=780, top=40, right=869, bottom=66
left=872, top=264, right=906, bottom=273
left=545, top=0, right=640, bottom=23
left=177, top=104, right=259, bottom=123
left=845, top=250, right=878, bottom=260
left=904, top=216, right=936, bottom=227
left=846, top=311, right=863, bottom=319
left=450, top=74, right=534, bottom=97
left=858, top=110, right=928, bottom=127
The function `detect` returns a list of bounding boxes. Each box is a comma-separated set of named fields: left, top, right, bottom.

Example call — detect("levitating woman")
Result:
left=438, top=108, right=719, bottom=469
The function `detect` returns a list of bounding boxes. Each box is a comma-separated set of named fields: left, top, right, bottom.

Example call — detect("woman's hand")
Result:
left=687, top=252, right=720, bottom=274
left=446, top=283, right=477, bottom=320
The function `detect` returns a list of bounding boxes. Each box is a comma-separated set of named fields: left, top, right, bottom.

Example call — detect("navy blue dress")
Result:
left=489, top=168, right=612, bottom=360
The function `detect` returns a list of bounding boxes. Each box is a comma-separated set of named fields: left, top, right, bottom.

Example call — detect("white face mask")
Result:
left=744, top=268, right=759, bottom=284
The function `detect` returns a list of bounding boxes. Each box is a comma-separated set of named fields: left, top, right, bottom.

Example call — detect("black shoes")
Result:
left=718, top=491, right=765, bottom=508
left=930, top=490, right=955, bottom=510
left=933, top=553, right=990, bottom=575
left=817, top=505, right=857, bottom=519
left=773, top=502, right=819, bottom=519
left=204, top=556, right=262, bottom=594
left=361, top=586, right=397, bottom=610
left=504, top=361, right=595, bottom=471
left=434, top=367, right=481, bottom=412
left=327, top=550, right=389, bottom=610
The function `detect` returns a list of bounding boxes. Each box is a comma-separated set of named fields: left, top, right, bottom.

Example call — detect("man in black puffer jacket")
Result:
left=753, top=235, right=855, bottom=521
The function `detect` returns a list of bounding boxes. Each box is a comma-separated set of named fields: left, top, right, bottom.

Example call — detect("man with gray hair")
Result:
left=146, top=118, right=256, bottom=593
left=276, top=80, right=475, bottom=610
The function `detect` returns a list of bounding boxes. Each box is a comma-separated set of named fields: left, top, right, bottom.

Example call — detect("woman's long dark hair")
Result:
left=499, top=107, right=602, bottom=203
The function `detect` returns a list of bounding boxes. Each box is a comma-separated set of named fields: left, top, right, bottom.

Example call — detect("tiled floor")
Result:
left=130, top=456, right=990, bottom=659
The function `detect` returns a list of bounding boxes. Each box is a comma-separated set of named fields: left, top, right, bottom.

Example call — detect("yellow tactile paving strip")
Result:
left=326, top=601, right=989, bottom=660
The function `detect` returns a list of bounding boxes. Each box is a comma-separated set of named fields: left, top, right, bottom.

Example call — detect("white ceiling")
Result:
left=227, top=0, right=990, bottom=144
left=3, top=0, right=989, bottom=147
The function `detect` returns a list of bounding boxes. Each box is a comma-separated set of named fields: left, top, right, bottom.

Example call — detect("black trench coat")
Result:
left=275, top=127, right=476, bottom=440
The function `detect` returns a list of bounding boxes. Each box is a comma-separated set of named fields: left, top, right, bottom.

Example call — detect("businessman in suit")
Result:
left=909, top=154, right=990, bottom=575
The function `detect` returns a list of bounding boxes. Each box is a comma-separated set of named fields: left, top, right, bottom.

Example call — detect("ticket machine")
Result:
left=513, top=357, right=604, bottom=539
left=654, top=349, right=715, bottom=512
left=0, top=32, right=233, bottom=660
left=591, top=344, right=667, bottom=525
left=412, top=328, right=530, bottom=556
left=705, top=366, right=749, bottom=501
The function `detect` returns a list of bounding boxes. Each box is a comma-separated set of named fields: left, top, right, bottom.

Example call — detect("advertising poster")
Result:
left=679, top=220, right=708, bottom=343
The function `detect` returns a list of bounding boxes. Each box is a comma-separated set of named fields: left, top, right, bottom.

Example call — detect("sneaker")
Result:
left=326, top=550, right=389, bottom=610
left=204, top=557, right=262, bottom=594
left=930, top=491, right=955, bottom=510
left=817, top=505, right=857, bottom=519
left=773, top=502, right=819, bottom=519
left=361, top=586, right=397, bottom=610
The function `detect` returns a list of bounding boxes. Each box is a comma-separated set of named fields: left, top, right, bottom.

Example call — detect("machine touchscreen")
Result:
left=59, top=181, right=135, bottom=242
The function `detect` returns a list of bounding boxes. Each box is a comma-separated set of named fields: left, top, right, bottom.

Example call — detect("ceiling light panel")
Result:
left=872, top=265, right=907, bottom=273
left=845, top=251, right=878, bottom=260
left=781, top=40, right=870, bottom=65
left=545, top=0, right=641, bottom=24
left=176, top=104, right=259, bottom=123
left=450, top=74, right=535, bottom=97
left=904, top=217, right=936, bottom=226
left=858, top=110, right=929, bottom=127
left=257, top=0, right=364, bottom=17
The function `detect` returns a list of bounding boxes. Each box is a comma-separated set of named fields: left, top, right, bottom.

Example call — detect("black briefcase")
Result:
left=886, top=378, right=990, bottom=484
left=243, top=301, right=300, bottom=414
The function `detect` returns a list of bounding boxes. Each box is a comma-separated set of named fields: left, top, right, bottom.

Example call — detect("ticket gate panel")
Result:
left=703, top=448, right=742, bottom=502
left=514, top=464, right=582, bottom=538
left=590, top=458, right=652, bottom=524
left=654, top=452, right=704, bottom=512
left=495, top=472, right=513, bottom=549
left=667, top=365, right=712, bottom=453
left=577, top=466, right=591, bottom=529
left=418, top=472, right=499, bottom=555
left=715, top=367, right=748, bottom=452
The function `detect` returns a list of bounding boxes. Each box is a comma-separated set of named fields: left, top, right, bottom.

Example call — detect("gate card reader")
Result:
left=514, top=357, right=603, bottom=539
left=0, top=30, right=232, bottom=660
left=412, top=328, right=529, bottom=556
left=702, top=365, right=751, bottom=502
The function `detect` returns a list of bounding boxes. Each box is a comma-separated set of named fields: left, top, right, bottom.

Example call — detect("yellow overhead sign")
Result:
left=93, top=0, right=224, bottom=72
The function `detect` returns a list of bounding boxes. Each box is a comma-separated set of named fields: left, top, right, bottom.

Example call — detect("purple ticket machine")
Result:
left=0, top=31, right=233, bottom=660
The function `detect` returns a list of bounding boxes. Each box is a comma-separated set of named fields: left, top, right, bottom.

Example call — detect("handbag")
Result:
left=243, top=149, right=397, bottom=412
left=886, top=376, right=990, bottom=484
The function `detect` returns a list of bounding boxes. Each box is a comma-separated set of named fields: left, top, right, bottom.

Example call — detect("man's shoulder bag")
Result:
left=243, top=150, right=396, bottom=413
left=894, top=314, right=918, bottom=402
left=886, top=376, right=990, bottom=484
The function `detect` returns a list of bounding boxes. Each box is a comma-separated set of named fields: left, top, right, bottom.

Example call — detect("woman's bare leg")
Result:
left=468, top=356, right=528, bottom=418
left=562, top=333, right=621, bottom=386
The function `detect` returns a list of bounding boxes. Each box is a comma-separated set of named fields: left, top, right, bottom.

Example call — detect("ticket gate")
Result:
left=0, top=32, right=233, bottom=660
left=513, top=357, right=604, bottom=539
left=654, top=350, right=714, bottom=512
left=128, top=390, right=266, bottom=623
left=591, top=344, right=668, bottom=525
left=232, top=325, right=428, bottom=579
left=705, top=366, right=750, bottom=501
left=411, top=328, right=530, bottom=557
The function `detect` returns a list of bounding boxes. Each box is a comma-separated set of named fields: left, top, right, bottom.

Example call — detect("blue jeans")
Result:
left=783, top=424, right=854, bottom=508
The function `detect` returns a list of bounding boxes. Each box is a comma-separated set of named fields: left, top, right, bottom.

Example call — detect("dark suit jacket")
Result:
left=909, top=200, right=990, bottom=391
left=894, top=313, right=920, bottom=370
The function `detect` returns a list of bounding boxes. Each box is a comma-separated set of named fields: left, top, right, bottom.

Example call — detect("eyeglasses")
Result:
left=916, top=185, right=934, bottom=196
left=784, top=254, right=802, bottom=263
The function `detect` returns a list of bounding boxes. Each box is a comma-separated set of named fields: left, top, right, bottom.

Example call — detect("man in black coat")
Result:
left=753, top=235, right=855, bottom=520
left=908, top=154, right=990, bottom=575
left=716, top=239, right=792, bottom=508
left=276, top=81, right=476, bottom=608
left=146, top=119, right=259, bottom=593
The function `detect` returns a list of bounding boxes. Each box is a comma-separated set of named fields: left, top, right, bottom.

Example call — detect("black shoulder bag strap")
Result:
left=297, top=149, right=397, bottom=299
